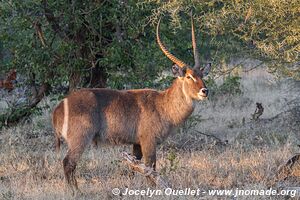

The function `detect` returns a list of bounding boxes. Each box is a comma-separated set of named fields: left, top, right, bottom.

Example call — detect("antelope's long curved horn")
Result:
left=156, top=18, right=188, bottom=68
left=191, top=14, right=200, bottom=69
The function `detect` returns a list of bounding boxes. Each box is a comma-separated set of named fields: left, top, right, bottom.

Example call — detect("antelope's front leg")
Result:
left=132, top=144, right=143, bottom=160
left=140, top=140, right=156, bottom=170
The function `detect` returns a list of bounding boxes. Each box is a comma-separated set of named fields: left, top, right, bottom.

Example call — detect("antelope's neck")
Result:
left=159, top=78, right=195, bottom=126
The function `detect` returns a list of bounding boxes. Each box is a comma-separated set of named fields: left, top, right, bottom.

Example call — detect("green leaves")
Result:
left=144, top=0, right=299, bottom=79
left=0, top=0, right=298, bottom=93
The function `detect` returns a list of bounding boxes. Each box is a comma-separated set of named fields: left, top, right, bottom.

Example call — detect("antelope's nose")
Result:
left=200, top=88, right=208, bottom=96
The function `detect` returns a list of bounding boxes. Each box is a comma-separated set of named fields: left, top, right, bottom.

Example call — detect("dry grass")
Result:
left=0, top=68, right=299, bottom=199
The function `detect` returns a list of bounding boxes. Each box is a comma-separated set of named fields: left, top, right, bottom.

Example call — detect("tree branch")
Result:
left=0, top=82, right=50, bottom=127
left=192, top=129, right=226, bottom=145
left=42, top=0, right=69, bottom=41
left=33, top=21, right=47, bottom=47
left=121, top=152, right=170, bottom=188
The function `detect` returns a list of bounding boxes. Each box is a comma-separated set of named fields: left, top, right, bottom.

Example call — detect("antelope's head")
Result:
left=157, top=16, right=211, bottom=101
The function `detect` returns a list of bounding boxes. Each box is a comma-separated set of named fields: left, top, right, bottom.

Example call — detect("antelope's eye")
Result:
left=187, top=76, right=191, bottom=79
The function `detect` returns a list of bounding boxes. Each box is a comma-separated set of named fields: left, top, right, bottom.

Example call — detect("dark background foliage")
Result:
left=1, top=0, right=298, bottom=91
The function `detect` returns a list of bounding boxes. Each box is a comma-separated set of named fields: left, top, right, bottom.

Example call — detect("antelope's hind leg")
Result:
left=63, top=131, right=95, bottom=194
left=92, top=133, right=101, bottom=148
left=63, top=148, right=83, bottom=194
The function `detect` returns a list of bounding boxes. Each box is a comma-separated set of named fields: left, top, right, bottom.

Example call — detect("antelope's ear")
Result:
left=199, top=63, right=211, bottom=78
left=172, top=64, right=186, bottom=77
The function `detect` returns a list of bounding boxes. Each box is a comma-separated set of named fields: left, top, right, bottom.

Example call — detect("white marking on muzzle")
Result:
left=62, top=98, right=69, bottom=139
left=197, top=93, right=208, bottom=100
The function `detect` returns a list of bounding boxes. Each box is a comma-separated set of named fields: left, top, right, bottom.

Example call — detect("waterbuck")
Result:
left=52, top=16, right=211, bottom=191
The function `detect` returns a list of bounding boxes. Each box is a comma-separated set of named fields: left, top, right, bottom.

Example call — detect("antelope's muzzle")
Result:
left=197, top=88, right=208, bottom=100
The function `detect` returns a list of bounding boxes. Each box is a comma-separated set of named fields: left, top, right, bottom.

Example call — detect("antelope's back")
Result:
left=52, top=88, right=160, bottom=144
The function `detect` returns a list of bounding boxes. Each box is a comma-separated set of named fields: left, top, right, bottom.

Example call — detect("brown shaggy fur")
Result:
left=52, top=67, right=209, bottom=192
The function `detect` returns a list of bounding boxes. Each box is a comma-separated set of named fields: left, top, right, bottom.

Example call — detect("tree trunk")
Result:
left=0, top=82, right=50, bottom=128
left=88, top=65, right=107, bottom=88
left=68, top=71, right=81, bottom=92
left=68, top=64, right=107, bottom=92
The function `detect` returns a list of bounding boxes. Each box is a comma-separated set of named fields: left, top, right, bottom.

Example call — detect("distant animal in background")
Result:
left=52, top=15, right=211, bottom=193
left=252, top=102, right=264, bottom=120
left=0, top=69, right=17, bottom=91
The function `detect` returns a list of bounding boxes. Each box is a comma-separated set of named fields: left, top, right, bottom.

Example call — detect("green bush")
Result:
left=206, top=75, right=242, bottom=99
left=218, top=76, right=242, bottom=96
